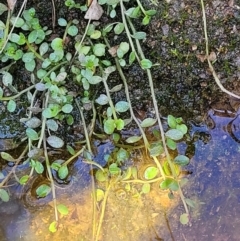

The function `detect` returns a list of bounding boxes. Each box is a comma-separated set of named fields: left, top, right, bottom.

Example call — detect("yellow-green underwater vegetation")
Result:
left=0, top=0, right=240, bottom=240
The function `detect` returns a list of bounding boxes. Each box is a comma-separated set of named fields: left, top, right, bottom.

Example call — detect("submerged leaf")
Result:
left=180, top=213, right=189, bottom=225
left=144, top=166, right=158, bottom=180
left=57, top=204, right=69, bottom=215
left=0, top=188, right=9, bottom=202
left=36, top=184, right=51, bottom=198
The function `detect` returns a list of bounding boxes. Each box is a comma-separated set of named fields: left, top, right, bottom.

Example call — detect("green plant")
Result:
left=0, top=0, right=195, bottom=238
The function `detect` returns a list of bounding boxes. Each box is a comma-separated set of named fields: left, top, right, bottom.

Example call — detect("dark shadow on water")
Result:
left=164, top=110, right=240, bottom=241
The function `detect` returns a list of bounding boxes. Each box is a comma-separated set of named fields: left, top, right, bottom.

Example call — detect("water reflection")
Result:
left=168, top=110, right=240, bottom=241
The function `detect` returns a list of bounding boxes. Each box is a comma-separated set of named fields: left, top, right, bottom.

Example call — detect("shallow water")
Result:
left=1, top=111, right=240, bottom=241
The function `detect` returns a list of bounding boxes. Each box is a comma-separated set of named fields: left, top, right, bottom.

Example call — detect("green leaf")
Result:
left=90, top=30, right=101, bottom=39
left=96, top=94, right=109, bottom=105
left=67, top=25, right=78, bottom=36
left=167, top=115, right=176, bottom=128
left=36, top=184, right=51, bottom=198
left=174, top=155, right=190, bottom=166
left=109, top=84, right=122, bottom=92
left=116, top=148, right=129, bottom=163
left=93, top=43, right=106, bottom=57
left=104, top=119, right=115, bottom=134
left=0, top=3, right=8, bottom=15
left=160, top=178, right=179, bottom=191
left=95, top=169, right=108, bottom=182
left=1, top=152, right=15, bottom=162
left=140, top=118, right=157, bottom=128
left=106, top=0, right=120, bottom=5
left=25, top=60, right=36, bottom=72
left=19, top=175, right=29, bottom=185
left=46, top=119, right=58, bottom=131
left=132, top=31, right=146, bottom=39
left=49, top=221, right=58, bottom=233
left=7, top=100, right=16, bottom=112
left=22, top=52, right=35, bottom=63
left=118, top=42, right=129, bottom=55
left=115, top=119, right=124, bottom=130
left=39, top=42, right=49, bottom=56
left=35, top=161, right=44, bottom=174
left=176, top=124, right=188, bottom=135
left=26, top=128, right=39, bottom=140
left=10, top=17, right=25, bottom=27
left=165, top=129, right=183, bottom=141
left=185, top=198, right=196, bottom=208
left=0, top=189, right=9, bottom=202
left=88, top=75, right=103, bottom=85
left=109, top=163, right=120, bottom=175
left=149, top=142, right=164, bottom=157
left=61, top=104, right=73, bottom=113
left=115, top=101, right=129, bottom=113
left=51, top=38, right=63, bottom=50
left=144, top=166, right=158, bottom=180
left=146, top=9, right=157, bottom=16
left=47, top=136, right=64, bottom=148
left=125, top=135, right=142, bottom=143
left=180, top=213, right=189, bottom=225
left=129, top=51, right=136, bottom=64
left=67, top=145, right=75, bottom=155
left=96, top=189, right=105, bottom=202
left=114, top=23, right=125, bottom=34
left=28, top=30, right=38, bottom=43
left=140, top=59, right=152, bottom=69
left=142, top=15, right=150, bottom=25
left=58, top=18, right=67, bottom=26
left=57, top=204, right=69, bottom=215
left=25, top=117, right=42, bottom=128
left=142, top=183, right=151, bottom=194
left=58, top=165, right=68, bottom=179
left=166, top=138, right=177, bottom=150
left=2, top=72, right=13, bottom=86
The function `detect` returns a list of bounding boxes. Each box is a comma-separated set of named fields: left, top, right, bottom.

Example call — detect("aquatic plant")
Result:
left=0, top=0, right=204, bottom=236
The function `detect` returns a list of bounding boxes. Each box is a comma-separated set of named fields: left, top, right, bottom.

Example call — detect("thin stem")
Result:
left=25, top=39, right=45, bottom=61
left=136, top=0, right=146, bottom=15
left=200, top=0, right=240, bottom=99
left=0, top=144, right=28, bottom=188
left=95, top=181, right=112, bottom=241
left=102, top=76, right=118, bottom=120
left=119, top=0, right=140, bottom=63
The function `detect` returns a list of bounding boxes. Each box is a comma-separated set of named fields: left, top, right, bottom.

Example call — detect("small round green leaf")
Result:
left=58, top=18, right=67, bottom=26
left=142, top=183, right=151, bottom=194
left=104, top=119, right=115, bottom=134
left=165, top=129, right=183, bottom=141
left=140, top=118, right=157, bottom=128
left=0, top=189, right=9, bottom=202
left=174, top=155, right=190, bottom=166
left=180, top=213, right=189, bottom=225
left=49, top=221, right=57, bottom=233
left=125, top=135, right=142, bottom=143
left=115, top=101, right=129, bottom=113
left=67, top=25, right=78, bottom=36
left=140, top=59, right=152, bottom=69
left=167, top=115, right=176, bottom=129
left=7, top=100, right=16, bottom=112
left=144, top=166, right=158, bottom=180
left=1, top=152, right=15, bottom=162
left=36, top=184, right=51, bottom=198
left=96, top=189, right=105, bottom=202
left=58, top=165, right=68, bottom=179
left=47, top=135, right=64, bottom=148
left=57, top=204, right=69, bottom=215
left=26, top=128, right=39, bottom=140
left=61, top=104, right=73, bottom=114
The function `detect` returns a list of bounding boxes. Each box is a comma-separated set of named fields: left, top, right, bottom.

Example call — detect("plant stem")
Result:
left=102, top=75, right=118, bottom=121
left=136, top=0, right=146, bottom=15
left=200, top=0, right=240, bottom=99
left=25, top=39, right=45, bottom=61
left=119, top=0, right=140, bottom=63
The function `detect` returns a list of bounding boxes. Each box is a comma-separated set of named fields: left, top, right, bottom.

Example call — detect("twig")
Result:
left=200, top=0, right=240, bottom=99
